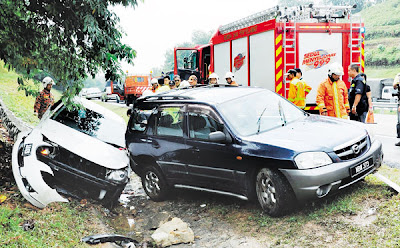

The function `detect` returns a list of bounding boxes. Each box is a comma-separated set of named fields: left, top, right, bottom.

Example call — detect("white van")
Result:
left=382, top=86, right=397, bottom=101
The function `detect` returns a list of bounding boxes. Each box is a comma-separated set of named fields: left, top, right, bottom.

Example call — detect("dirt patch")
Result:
left=100, top=175, right=266, bottom=247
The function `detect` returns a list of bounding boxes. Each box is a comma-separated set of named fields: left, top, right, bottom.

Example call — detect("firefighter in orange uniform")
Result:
left=34, top=77, right=55, bottom=119
left=316, top=63, right=350, bottom=118
left=286, top=69, right=312, bottom=109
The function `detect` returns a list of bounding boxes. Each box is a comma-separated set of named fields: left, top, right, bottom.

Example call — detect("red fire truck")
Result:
left=173, top=4, right=365, bottom=111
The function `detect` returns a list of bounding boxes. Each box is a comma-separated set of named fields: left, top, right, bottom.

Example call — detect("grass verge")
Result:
left=0, top=61, right=61, bottom=126
left=365, top=66, right=399, bottom=79
left=0, top=195, right=105, bottom=248
left=204, top=165, right=400, bottom=247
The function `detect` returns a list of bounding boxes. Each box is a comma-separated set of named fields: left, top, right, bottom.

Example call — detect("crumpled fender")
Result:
left=12, top=129, right=68, bottom=208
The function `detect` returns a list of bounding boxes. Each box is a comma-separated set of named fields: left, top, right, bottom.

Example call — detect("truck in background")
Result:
left=124, top=75, right=151, bottom=106
left=173, top=4, right=364, bottom=112
left=102, top=75, right=152, bottom=106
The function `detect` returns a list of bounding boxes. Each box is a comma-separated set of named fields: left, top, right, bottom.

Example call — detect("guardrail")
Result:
left=373, top=102, right=398, bottom=109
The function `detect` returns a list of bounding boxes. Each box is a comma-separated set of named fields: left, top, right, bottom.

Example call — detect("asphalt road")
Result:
left=370, top=113, right=400, bottom=168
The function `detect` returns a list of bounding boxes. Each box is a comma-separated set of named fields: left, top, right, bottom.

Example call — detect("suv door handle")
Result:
left=140, top=138, right=152, bottom=143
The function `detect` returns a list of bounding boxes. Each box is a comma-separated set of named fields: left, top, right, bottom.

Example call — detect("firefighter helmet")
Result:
left=328, top=63, right=344, bottom=76
left=209, top=73, right=219, bottom=80
left=42, top=77, right=55, bottom=88
left=225, top=72, right=234, bottom=79
left=151, top=78, right=158, bottom=85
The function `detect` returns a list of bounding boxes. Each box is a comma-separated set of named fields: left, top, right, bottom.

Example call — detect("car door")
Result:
left=141, top=105, right=191, bottom=184
left=185, top=105, right=246, bottom=194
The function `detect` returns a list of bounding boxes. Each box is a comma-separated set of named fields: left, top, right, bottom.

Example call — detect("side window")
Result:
left=156, top=107, right=184, bottom=137
left=129, top=109, right=151, bottom=132
left=188, top=110, right=224, bottom=141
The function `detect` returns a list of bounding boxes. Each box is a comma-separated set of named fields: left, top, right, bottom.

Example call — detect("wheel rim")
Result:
left=257, top=171, right=277, bottom=209
left=144, top=171, right=161, bottom=196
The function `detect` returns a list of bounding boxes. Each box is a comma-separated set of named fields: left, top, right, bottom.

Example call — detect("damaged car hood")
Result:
left=40, top=119, right=128, bottom=169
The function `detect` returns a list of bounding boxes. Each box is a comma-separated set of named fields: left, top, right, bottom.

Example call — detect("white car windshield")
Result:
left=217, top=90, right=305, bottom=136
left=51, top=105, right=126, bottom=147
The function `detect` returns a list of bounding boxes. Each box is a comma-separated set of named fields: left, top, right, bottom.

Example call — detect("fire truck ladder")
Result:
left=349, top=13, right=363, bottom=69
left=283, top=21, right=297, bottom=98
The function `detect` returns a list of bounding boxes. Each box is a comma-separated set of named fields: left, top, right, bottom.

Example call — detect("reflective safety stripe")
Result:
left=317, top=103, right=326, bottom=108
left=288, top=98, right=295, bottom=101
left=344, top=103, right=350, bottom=107
left=332, top=82, right=341, bottom=118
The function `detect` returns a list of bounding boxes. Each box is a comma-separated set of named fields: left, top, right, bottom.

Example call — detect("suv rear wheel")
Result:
left=142, top=166, right=169, bottom=201
left=256, top=168, right=294, bottom=217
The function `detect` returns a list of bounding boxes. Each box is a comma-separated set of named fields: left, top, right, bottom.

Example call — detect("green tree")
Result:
left=0, top=0, right=138, bottom=105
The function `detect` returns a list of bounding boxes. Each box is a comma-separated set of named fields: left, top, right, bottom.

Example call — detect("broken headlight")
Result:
left=106, top=169, right=129, bottom=183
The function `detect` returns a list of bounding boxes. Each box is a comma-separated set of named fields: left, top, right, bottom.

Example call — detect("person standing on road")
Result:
left=393, top=73, right=400, bottom=146
left=34, top=77, right=55, bottom=119
left=316, top=63, right=350, bottom=119
left=286, top=69, right=312, bottom=109
left=208, top=73, right=219, bottom=85
left=142, top=78, right=159, bottom=97
left=188, top=75, right=198, bottom=87
left=156, top=76, right=171, bottom=93
left=359, top=73, right=374, bottom=123
left=173, top=75, right=181, bottom=88
left=225, top=72, right=238, bottom=86
left=348, top=64, right=368, bottom=122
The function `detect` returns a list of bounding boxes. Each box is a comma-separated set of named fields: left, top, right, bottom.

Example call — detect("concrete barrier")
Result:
left=0, top=98, right=32, bottom=140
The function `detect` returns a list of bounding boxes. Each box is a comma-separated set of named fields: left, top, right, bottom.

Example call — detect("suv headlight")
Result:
left=295, top=152, right=332, bottom=169
left=365, top=127, right=375, bottom=143
left=106, top=169, right=129, bottom=183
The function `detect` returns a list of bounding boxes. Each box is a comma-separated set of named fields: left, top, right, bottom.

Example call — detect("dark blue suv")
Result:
left=126, top=86, right=383, bottom=216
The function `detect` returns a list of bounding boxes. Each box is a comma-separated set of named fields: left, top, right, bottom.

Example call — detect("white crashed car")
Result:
left=12, top=98, right=130, bottom=208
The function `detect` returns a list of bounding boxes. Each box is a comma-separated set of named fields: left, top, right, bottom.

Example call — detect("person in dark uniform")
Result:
left=348, top=64, right=368, bottom=122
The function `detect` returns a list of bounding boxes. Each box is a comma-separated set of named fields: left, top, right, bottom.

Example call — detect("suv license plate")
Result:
left=350, top=158, right=374, bottom=178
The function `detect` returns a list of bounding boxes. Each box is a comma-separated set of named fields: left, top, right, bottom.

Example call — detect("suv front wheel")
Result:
left=142, top=166, right=169, bottom=201
left=256, top=168, right=294, bottom=217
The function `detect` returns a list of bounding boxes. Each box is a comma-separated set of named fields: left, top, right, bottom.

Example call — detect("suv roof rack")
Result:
left=140, top=95, right=194, bottom=101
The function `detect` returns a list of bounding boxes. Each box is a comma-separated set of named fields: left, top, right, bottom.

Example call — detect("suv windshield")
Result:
left=218, top=90, right=305, bottom=136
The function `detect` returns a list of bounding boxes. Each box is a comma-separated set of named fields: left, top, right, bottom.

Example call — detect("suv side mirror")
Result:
left=209, top=131, right=226, bottom=143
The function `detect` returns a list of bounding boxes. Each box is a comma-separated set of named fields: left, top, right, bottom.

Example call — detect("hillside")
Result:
left=0, top=61, right=61, bottom=126
left=362, top=0, right=400, bottom=77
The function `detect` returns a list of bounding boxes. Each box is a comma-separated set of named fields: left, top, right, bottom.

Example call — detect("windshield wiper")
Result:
left=257, top=107, right=268, bottom=134
left=278, top=101, right=286, bottom=126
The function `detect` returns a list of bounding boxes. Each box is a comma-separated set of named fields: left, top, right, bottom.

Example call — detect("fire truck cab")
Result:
left=173, top=4, right=365, bottom=112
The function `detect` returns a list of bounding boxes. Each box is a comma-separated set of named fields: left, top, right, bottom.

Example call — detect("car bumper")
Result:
left=12, top=131, right=128, bottom=208
left=279, top=140, right=383, bottom=201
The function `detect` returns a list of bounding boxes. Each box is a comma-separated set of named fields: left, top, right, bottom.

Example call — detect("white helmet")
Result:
left=151, top=78, right=158, bottom=85
left=42, top=76, right=55, bottom=87
left=225, top=71, right=234, bottom=79
left=328, top=62, right=344, bottom=76
left=209, top=73, right=219, bottom=80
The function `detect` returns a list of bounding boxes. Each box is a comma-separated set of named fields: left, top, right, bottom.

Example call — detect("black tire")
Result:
left=255, top=168, right=295, bottom=217
left=141, top=166, right=169, bottom=201
left=101, top=97, right=105, bottom=102
left=116, top=96, right=120, bottom=103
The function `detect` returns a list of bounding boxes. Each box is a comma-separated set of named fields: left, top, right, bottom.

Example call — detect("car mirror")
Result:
left=209, top=131, right=226, bottom=143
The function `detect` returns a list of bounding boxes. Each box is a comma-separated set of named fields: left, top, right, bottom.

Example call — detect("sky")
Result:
left=113, top=0, right=280, bottom=74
